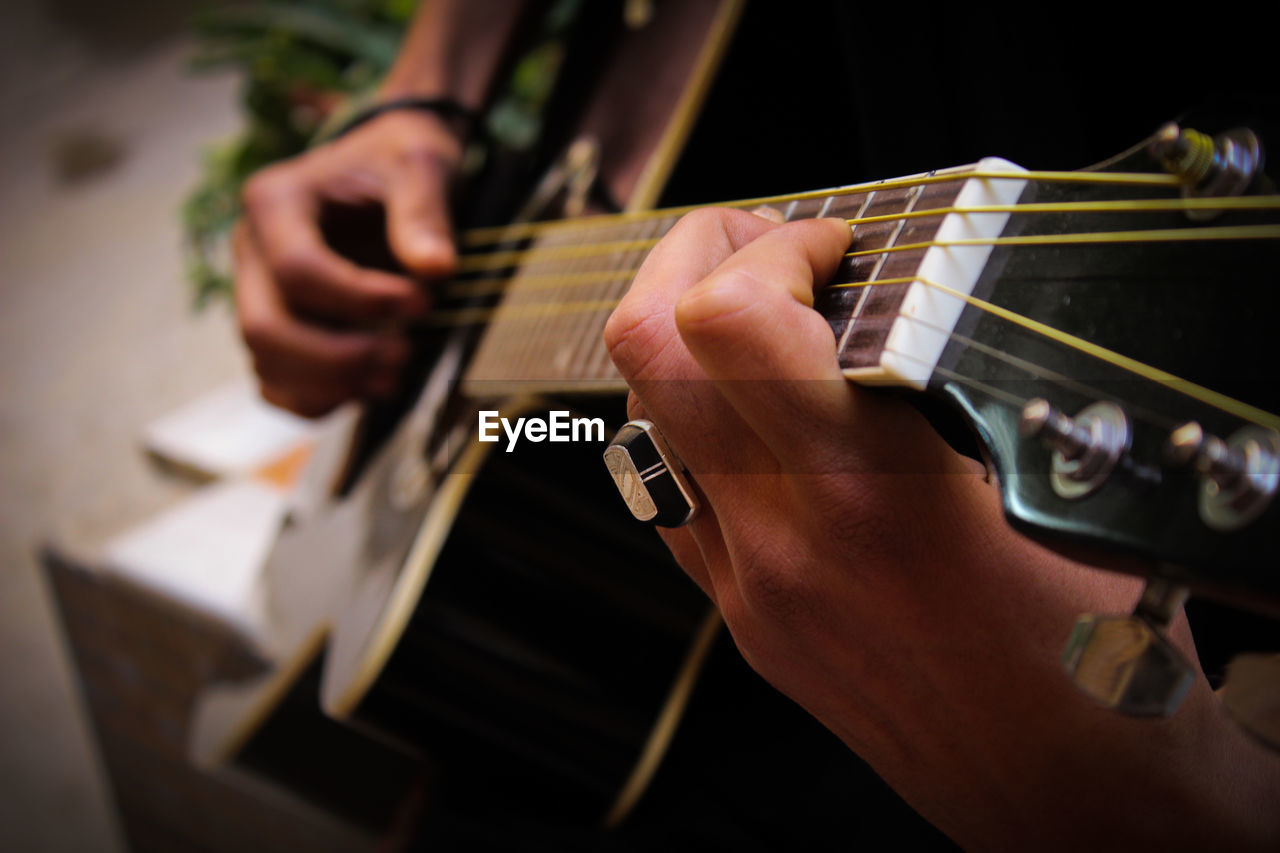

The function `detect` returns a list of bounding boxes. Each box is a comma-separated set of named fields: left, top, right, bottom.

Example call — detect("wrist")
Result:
left=331, top=96, right=478, bottom=143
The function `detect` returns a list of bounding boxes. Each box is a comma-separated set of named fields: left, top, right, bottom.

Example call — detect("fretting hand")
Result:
left=605, top=208, right=1280, bottom=850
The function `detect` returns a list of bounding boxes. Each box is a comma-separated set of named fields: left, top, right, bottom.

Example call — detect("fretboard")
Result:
left=459, top=161, right=1024, bottom=398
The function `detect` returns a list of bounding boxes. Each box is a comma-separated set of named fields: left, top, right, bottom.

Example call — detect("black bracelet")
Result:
left=329, top=96, right=479, bottom=141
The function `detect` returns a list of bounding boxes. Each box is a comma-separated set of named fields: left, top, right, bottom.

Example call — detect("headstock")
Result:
left=927, top=119, right=1280, bottom=614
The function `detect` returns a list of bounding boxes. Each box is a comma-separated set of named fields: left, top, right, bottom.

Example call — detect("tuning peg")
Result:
left=1165, top=421, right=1279, bottom=530
left=1019, top=398, right=1129, bottom=499
left=1061, top=578, right=1194, bottom=716
left=1148, top=123, right=1262, bottom=220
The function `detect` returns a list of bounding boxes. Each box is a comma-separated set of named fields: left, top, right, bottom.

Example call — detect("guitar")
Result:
left=192, top=9, right=1280, bottom=830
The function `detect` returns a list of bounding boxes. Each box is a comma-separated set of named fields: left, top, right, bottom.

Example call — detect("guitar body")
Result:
left=326, top=398, right=713, bottom=820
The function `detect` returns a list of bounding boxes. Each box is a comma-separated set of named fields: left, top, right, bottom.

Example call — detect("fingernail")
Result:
left=751, top=206, right=786, bottom=223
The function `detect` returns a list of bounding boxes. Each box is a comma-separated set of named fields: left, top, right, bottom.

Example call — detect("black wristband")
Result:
left=329, top=96, right=479, bottom=141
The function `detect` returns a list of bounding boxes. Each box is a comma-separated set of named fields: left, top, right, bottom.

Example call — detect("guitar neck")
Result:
left=457, top=160, right=1016, bottom=398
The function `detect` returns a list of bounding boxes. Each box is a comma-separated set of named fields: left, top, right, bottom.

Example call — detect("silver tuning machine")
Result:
left=1062, top=578, right=1194, bottom=717
left=1165, top=421, right=1280, bottom=531
left=1019, top=399, right=1130, bottom=499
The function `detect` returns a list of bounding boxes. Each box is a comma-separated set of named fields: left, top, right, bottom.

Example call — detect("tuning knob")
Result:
left=1165, top=421, right=1280, bottom=530
left=1019, top=399, right=1130, bottom=499
left=1062, top=579, right=1194, bottom=716
left=1148, top=123, right=1263, bottom=220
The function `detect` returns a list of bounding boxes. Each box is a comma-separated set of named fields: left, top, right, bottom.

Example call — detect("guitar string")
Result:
left=841, top=276, right=1280, bottom=433
left=843, top=224, right=1280, bottom=260
left=430, top=266, right=1280, bottom=433
left=436, top=273, right=1178, bottom=431
left=457, top=169, right=1186, bottom=247
left=424, top=171, right=1280, bottom=430
left=436, top=225, right=1280, bottom=313
left=454, top=215, right=1280, bottom=272
left=880, top=313, right=1177, bottom=431
left=440, top=197, right=1280, bottom=299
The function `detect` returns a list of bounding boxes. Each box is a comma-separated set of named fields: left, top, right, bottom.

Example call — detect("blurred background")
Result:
left=0, top=1, right=330, bottom=848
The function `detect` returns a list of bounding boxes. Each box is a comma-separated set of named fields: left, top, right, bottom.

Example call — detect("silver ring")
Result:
left=603, top=420, right=699, bottom=527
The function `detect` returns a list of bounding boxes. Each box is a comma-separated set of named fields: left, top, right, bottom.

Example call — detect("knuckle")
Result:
left=815, top=478, right=904, bottom=566
left=674, top=206, right=730, bottom=235
left=733, top=536, right=817, bottom=627
left=238, top=313, right=277, bottom=356
left=272, top=246, right=320, bottom=289
left=240, top=167, right=285, bottom=211
left=603, top=301, right=668, bottom=380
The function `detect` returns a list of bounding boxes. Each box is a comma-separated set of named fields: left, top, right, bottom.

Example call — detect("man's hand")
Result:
left=605, top=208, right=1280, bottom=850
left=235, top=110, right=461, bottom=416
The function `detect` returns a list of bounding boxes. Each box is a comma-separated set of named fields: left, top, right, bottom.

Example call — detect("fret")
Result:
left=566, top=218, right=637, bottom=382
left=462, top=216, right=663, bottom=395
left=844, top=159, right=1028, bottom=388
left=839, top=181, right=931, bottom=370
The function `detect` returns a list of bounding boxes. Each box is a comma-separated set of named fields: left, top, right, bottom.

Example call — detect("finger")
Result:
left=241, top=168, right=428, bottom=323
left=235, top=224, right=409, bottom=414
left=621, top=375, right=741, bottom=607
left=674, top=218, right=967, bottom=476
left=384, top=144, right=458, bottom=278
left=605, top=207, right=782, bottom=476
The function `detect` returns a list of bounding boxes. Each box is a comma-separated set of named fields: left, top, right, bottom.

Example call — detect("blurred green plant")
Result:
left=181, top=0, right=416, bottom=307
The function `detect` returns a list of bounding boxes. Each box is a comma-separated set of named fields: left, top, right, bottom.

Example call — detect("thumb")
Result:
left=384, top=150, right=458, bottom=278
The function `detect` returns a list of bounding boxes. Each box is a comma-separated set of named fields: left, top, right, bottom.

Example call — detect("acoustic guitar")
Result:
left=192, top=2, right=1280, bottom=830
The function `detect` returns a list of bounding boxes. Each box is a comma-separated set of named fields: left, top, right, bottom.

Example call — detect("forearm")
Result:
left=378, top=0, right=533, bottom=108
left=811, top=554, right=1280, bottom=852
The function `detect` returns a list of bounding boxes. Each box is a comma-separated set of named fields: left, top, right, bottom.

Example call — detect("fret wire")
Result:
left=590, top=215, right=671, bottom=380
left=451, top=201, right=1280, bottom=279
left=459, top=169, right=1183, bottom=247
left=832, top=189, right=878, bottom=356
left=487, top=227, right=552, bottom=378
left=520, top=225, right=587, bottom=382
left=559, top=214, right=613, bottom=381
left=582, top=219, right=644, bottom=380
